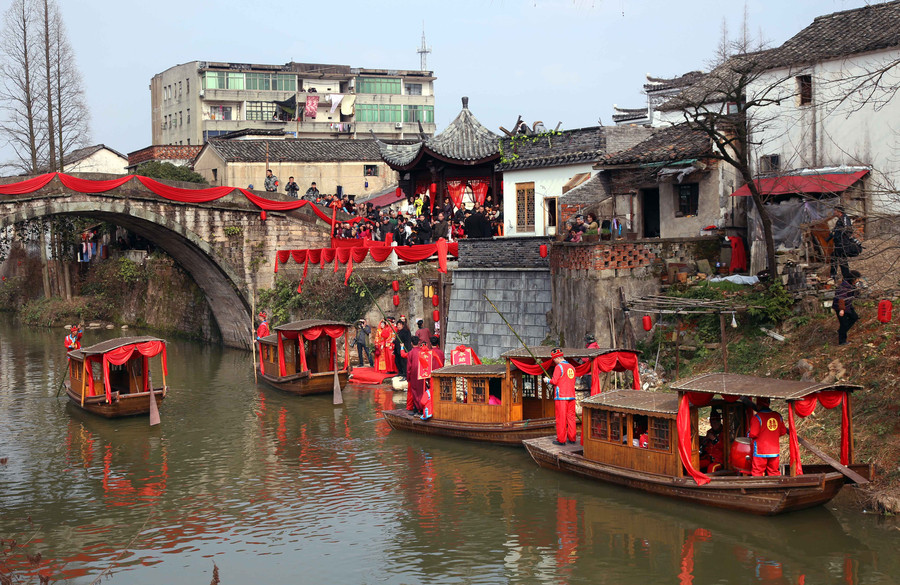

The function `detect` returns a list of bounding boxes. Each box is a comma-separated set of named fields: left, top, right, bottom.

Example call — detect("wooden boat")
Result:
left=65, top=336, right=168, bottom=418
left=383, top=346, right=642, bottom=445
left=256, top=319, right=351, bottom=396
left=524, top=373, right=874, bottom=515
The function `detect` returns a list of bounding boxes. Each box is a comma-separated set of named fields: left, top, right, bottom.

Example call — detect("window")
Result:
left=187, top=138, right=190, bottom=145
left=227, top=72, right=244, bottom=90
left=364, top=165, right=378, bottom=177
left=356, top=76, right=401, bottom=94
left=675, top=183, right=699, bottom=217
left=649, top=417, right=671, bottom=451
left=208, top=105, right=232, bottom=120
left=797, top=75, right=812, bottom=105
left=211, top=168, right=217, bottom=182
left=759, top=154, right=780, bottom=174
left=187, top=108, right=190, bottom=124
left=246, top=72, right=296, bottom=92
left=610, top=412, right=626, bottom=443
left=356, top=104, right=401, bottom=123
left=179, top=81, right=182, bottom=97
left=440, top=378, right=453, bottom=402
left=455, top=377, right=467, bottom=403
left=405, top=83, right=422, bottom=95
left=186, top=78, right=190, bottom=96
left=522, top=374, right=538, bottom=399
left=204, top=71, right=226, bottom=89
left=546, top=196, right=558, bottom=229
left=379, top=105, right=401, bottom=123
left=246, top=101, right=277, bottom=121
left=471, top=379, right=486, bottom=403
left=512, top=377, right=519, bottom=404
left=516, top=182, right=536, bottom=231
left=591, top=410, right=609, bottom=440
left=403, top=105, right=434, bottom=123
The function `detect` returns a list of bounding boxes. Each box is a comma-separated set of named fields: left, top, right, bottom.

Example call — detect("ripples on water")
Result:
left=1, top=319, right=898, bottom=584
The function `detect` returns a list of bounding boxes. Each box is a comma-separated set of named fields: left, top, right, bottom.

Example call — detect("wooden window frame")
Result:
left=516, top=182, right=535, bottom=231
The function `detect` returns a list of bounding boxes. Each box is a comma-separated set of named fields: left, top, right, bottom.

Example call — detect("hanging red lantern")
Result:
left=539, top=244, right=548, bottom=258
left=430, top=182, right=437, bottom=195
left=878, top=299, right=892, bottom=323
left=395, top=186, right=403, bottom=198
left=642, top=315, right=652, bottom=331
left=260, top=210, right=267, bottom=221
left=392, top=280, right=400, bottom=292
left=392, top=294, right=400, bottom=306
left=432, top=310, right=440, bottom=322
left=432, top=294, right=439, bottom=307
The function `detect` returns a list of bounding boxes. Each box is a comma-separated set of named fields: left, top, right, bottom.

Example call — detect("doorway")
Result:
left=642, top=188, right=660, bottom=238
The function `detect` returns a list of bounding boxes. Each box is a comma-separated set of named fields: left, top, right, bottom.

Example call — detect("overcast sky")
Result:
left=40, top=0, right=880, bottom=157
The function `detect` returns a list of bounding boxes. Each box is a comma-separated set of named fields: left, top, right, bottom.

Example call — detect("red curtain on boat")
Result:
left=101, top=341, right=167, bottom=403
left=278, top=326, right=348, bottom=376
left=509, top=351, right=640, bottom=395
left=677, top=394, right=711, bottom=486
left=469, top=179, right=489, bottom=206
left=787, top=391, right=850, bottom=476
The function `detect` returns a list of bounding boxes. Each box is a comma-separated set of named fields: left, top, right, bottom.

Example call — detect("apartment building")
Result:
left=150, top=61, right=436, bottom=146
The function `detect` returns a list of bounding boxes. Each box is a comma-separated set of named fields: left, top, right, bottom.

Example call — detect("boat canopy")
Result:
left=582, top=389, right=679, bottom=416
left=669, top=373, right=860, bottom=486
left=274, top=319, right=351, bottom=332
left=272, top=320, right=351, bottom=377
left=501, top=346, right=642, bottom=395
left=68, top=336, right=167, bottom=404
left=433, top=364, right=507, bottom=378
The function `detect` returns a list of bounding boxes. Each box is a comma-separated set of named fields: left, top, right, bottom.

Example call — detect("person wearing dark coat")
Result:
left=464, top=209, right=482, bottom=238
left=393, top=319, right=414, bottom=378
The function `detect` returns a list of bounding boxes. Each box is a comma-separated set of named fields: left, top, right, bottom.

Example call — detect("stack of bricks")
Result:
left=551, top=241, right=660, bottom=275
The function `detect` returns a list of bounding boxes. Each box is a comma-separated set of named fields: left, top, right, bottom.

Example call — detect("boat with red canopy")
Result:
left=256, top=319, right=352, bottom=396
left=65, top=336, right=168, bottom=418
left=524, top=373, right=874, bottom=515
left=382, top=346, right=641, bottom=445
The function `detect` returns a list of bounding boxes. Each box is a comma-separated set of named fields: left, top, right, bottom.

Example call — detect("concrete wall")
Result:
left=64, top=150, right=128, bottom=175
left=501, top=164, right=595, bottom=237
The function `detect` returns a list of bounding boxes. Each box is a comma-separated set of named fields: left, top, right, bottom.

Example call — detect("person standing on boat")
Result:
left=64, top=325, right=83, bottom=351
left=256, top=311, right=270, bottom=340
left=417, top=340, right=437, bottom=420
left=394, top=318, right=413, bottom=380
left=406, top=339, right=424, bottom=414
left=414, top=319, right=431, bottom=347
left=748, top=398, right=787, bottom=476
left=544, top=348, right=577, bottom=446
left=700, top=409, right=725, bottom=472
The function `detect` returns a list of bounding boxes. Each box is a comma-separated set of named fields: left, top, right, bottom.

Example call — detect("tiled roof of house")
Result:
left=495, top=126, right=605, bottom=171
left=643, top=71, right=706, bottom=93
left=64, top=144, right=127, bottom=166
left=557, top=172, right=610, bottom=205
left=611, top=106, right=648, bottom=123
left=599, top=124, right=712, bottom=166
left=206, top=139, right=384, bottom=163
left=377, top=97, right=501, bottom=168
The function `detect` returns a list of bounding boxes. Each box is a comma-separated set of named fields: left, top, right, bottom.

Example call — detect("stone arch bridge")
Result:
left=0, top=173, right=333, bottom=349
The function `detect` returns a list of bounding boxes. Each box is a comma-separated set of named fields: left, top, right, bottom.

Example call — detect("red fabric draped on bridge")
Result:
left=787, top=391, right=850, bottom=476
left=58, top=174, right=132, bottom=193
left=508, top=351, right=640, bottom=395
left=137, top=176, right=234, bottom=202
left=0, top=173, right=56, bottom=194
left=101, top=341, right=167, bottom=403
left=677, top=394, right=712, bottom=486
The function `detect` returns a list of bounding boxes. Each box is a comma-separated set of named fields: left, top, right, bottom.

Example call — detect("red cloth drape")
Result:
left=787, top=391, right=850, bottom=475
left=509, top=351, right=640, bottom=395
left=274, top=242, right=459, bottom=281
left=728, top=236, right=747, bottom=274
left=0, top=173, right=56, bottom=194
left=58, top=174, right=132, bottom=193
left=677, top=394, right=711, bottom=485
left=137, top=176, right=234, bottom=203
left=101, top=341, right=167, bottom=403
left=470, top=179, right=489, bottom=205
left=446, top=180, right=466, bottom=209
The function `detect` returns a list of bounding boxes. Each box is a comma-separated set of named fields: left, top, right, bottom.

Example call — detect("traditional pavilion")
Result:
left=374, top=97, right=502, bottom=214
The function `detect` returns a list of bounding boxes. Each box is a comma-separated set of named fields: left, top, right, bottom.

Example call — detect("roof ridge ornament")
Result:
left=462, top=96, right=469, bottom=109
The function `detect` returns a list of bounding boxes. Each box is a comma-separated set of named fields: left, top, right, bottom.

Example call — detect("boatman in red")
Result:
left=747, top=397, right=787, bottom=476
left=256, top=311, right=270, bottom=340
left=64, top=325, right=83, bottom=351
left=544, top=348, right=577, bottom=446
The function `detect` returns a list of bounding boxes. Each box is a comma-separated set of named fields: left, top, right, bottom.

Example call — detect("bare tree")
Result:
left=41, top=0, right=55, bottom=170
left=0, top=0, right=42, bottom=173
left=49, top=0, right=89, bottom=169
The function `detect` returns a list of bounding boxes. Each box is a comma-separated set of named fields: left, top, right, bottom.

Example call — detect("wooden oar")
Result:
left=332, top=365, right=343, bottom=405
left=798, top=435, right=868, bottom=484
left=55, top=360, right=69, bottom=397
left=149, top=386, right=160, bottom=426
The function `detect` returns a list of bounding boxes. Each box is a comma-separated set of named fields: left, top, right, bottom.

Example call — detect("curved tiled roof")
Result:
left=377, top=97, right=500, bottom=168
left=208, top=139, right=384, bottom=163
left=495, top=126, right=605, bottom=171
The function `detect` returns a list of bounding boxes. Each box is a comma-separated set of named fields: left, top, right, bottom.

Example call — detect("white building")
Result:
left=151, top=61, right=436, bottom=146
left=62, top=145, right=128, bottom=175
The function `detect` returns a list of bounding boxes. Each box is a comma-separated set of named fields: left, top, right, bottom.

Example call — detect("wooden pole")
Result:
left=675, top=316, right=681, bottom=379
left=720, top=312, right=728, bottom=373
left=251, top=295, right=258, bottom=384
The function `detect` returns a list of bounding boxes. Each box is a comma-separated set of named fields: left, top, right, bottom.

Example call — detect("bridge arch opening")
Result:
left=1, top=200, right=252, bottom=349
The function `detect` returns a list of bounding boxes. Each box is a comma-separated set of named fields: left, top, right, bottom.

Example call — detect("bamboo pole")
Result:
left=482, top=293, right=551, bottom=378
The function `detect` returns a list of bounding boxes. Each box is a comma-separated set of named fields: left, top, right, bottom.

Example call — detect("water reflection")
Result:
left=0, top=315, right=897, bottom=584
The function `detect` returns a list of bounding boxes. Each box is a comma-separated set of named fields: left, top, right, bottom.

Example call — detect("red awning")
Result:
left=360, top=188, right=405, bottom=208
left=731, top=170, right=869, bottom=197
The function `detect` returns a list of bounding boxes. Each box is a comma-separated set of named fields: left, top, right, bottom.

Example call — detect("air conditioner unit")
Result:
left=199, top=89, right=205, bottom=97
left=395, top=122, right=403, bottom=130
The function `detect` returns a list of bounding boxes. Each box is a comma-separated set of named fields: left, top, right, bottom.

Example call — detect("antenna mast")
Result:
left=417, top=24, right=431, bottom=71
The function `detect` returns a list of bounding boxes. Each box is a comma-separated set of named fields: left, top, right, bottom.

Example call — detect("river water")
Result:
left=1, top=316, right=898, bottom=584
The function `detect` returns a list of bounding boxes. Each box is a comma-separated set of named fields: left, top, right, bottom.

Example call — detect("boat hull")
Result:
left=523, top=436, right=873, bottom=515
left=65, top=383, right=166, bottom=419
left=259, top=370, right=349, bottom=396
left=383, top=409, right=558, bottom=445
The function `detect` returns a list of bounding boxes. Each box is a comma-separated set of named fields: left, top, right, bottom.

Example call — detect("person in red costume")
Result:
left=544, top=348, right=576, bottom=445
left=256, top=311, right=270, bottom=339
left=406, top=341, right=423, bottom=414
left=699, top=409, right=725, bottom=472
left=64, top=325, right=83, bottom=351
left=747, top=397, right=787, bottom=476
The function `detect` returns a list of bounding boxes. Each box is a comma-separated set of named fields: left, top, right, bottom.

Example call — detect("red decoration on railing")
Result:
left=643, top=315, right=652, bottom=331
left=878, top=299, right=892, bottom=323
left=432, top=310, right=440, bottom=322
left=432, top=294, right=439, bottom=307
left=392, top=280, right=400, bottom=292
left=392, top=294, right=400, bottom=307
left=539, top=244, right=548, bottom=258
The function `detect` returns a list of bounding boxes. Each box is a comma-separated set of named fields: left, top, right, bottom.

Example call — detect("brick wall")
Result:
left=550, top=237, right=717, bottom=277
left=458, top=236, right=551, bottom=269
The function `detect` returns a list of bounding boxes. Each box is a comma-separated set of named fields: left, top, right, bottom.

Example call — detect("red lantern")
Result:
left=432, top=294, right=439, bottom=307
left=392, top=280, right=400, bottom=292
left=260, top=210, right=267, bottom=221
left=430, top=182, right=437, bottom=195
left=878, top=299, right=892, bottom=323
left=392, top=294, right=400, bottom=306
left=642, top=315, right=652, bottom=331
left=539, top=244, right=548, bottom=258
left=395, top=186, right=403, bottom=198
left=433, top=310, right=440, bottom=322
